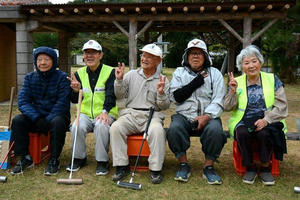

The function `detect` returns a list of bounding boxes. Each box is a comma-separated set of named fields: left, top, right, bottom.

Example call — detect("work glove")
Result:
left=35, top=117, right=49, bottom=136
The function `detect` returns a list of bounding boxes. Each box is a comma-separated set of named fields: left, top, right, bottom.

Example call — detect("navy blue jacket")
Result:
left=18, top=47, right=71, bottom=123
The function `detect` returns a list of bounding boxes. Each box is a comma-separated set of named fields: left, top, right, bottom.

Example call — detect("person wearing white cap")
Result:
left=67, top=39, right=118, bottom=175
left=167, top=39, right=227, bottom=185
left=110, top=43, right=170, bottom=184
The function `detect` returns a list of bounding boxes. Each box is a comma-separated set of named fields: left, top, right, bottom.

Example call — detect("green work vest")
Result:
left=228, top=71, right=287, bottom=138
left=77, top=65, right=118, bottom=119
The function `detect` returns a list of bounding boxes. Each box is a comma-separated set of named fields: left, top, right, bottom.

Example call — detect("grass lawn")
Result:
left=0, top=67, right=300, bottom=199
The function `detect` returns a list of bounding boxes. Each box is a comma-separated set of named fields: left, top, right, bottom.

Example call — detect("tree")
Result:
left=33, top=33, right=58, bottom=49
left=264, top=2, right=300, bottom=83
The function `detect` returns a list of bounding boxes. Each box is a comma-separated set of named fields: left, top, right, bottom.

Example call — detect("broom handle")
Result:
left=69, top=90, right=83, bottom=179
left=8, top=87, right=15, bottom=130
left=0, top=141, right=15, bottom=170
left=130, top=107, right=155, bottom=180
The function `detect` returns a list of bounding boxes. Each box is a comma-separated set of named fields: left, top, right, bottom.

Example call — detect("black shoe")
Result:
left=150, top=170, right=163, bottom=184
left=10, top=156, right=34, bottom=175
left=111, top=165, right=130, bottom=182
left=44, top=158, right=60, bottom=176
left=66, top=157, right=87, bottom=172
left=96, top=161, right=109, bottom=176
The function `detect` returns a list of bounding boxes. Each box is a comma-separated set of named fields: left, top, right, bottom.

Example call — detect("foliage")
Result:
left=263, top=2, right=300, bottom=83
left=33, top=33, right=58, bottom=49
left=71, top=32, right=129, bottom=66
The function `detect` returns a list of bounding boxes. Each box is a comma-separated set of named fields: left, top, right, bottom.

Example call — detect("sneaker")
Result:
left=150, top=170, right=163, bottom=184
left=203, top=165, right=222, bottom=185
left=174, top=163, right=191, bottom=182
left=44, top=158, right=60, bottom=176
left=96, top=161, right=109, bottom=176
left=242, top=165, right=257, bottom=184
left=112, top=165, right=130, bottom=182
left=10, top=156, right=34, bottom=175
left=260, top=167, right=275, bottom=186
left=242, top=171, right=257, bottom=184
left=66, top=157, right=87, bottom=172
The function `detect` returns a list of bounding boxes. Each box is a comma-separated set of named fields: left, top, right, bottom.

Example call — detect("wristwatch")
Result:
left=101, top=109, right=107, bottom=114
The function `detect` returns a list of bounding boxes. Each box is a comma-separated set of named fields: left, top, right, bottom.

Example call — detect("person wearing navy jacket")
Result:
left=10, top=46, right=71, bottom=176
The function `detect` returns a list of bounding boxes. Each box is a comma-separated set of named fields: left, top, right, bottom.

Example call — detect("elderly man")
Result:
left=110, top=43, right=170, bottom=184
left=10, top=46, right=71, bottom=176
left=167, top=39, right=227, bottom=185
left=67, top=39, right=118, bottom=175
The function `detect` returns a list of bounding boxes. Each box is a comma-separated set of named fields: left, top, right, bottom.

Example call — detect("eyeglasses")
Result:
left=189, top=52, right=202, bottom=57
left=37, top=58, right=52, bottom=63
left=84, top=51, right=100, bottom=56
left=140, top=54, right=155, bottom=60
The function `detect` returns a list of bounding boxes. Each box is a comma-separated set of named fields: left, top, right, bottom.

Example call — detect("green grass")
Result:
left=1, top=68, right=300, bottom=199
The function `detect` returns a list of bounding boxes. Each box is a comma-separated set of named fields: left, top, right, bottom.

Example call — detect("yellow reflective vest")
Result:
left=228, top=71, right=287, bottom=138
left=77, top=65, right=118, bottom=119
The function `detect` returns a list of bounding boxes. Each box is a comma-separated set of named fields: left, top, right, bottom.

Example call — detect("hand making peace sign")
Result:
left=115, top=62, right=125, bottom=80
left=227, top=72, right=238, bottom=94
left=67, top=73, right=81, bottom=92
left=157, top=75, right=166, bottom=95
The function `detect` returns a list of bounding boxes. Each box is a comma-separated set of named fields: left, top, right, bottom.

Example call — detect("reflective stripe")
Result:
left=94, top=87, right=105, bottom=93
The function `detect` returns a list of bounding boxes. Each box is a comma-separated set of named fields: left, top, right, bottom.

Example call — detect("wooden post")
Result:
left=228, top=33, right=235, bottom=73
left=243, top=16, right=252, bottom=48
left=129, top=18, right=137, bottom=70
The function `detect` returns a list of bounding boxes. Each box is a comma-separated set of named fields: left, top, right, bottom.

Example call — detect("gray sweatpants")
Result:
left=70, top=113, right=115, bottom=162
left=167, top=114, right=227, bottom=161
left=110, top=113, right=166, bottom=171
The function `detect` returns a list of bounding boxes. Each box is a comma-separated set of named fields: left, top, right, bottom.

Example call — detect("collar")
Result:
left=137, top=68, right=160, bottom=79
left=86, top=63, right=102, bottom=74
left=247, top=74, right=262, bottom=86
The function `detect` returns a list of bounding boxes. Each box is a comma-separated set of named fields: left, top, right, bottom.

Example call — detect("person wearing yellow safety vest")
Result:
left=225, top=45, right=288, bottom=186
left=67, top=40, right=118, bottom=176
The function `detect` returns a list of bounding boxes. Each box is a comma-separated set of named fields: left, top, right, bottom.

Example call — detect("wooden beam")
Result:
left=251, top=18, right=278, bottom=43
left=135, top=7, right=142, bottom=14
left=199, top=6, right=205, bottom=14
left=30, top=9, right=42, bottom=15
left=215, top=6, right=221, bottom=13
left=89, top=8, right=98, bottom=15
left=105, top=8, right=113, bottom=15
left=74, top=8, right=84, bottom=15
left=263, top=5, right=273, bottom=12
left=218, top=19, right=243, bottom=43
left=183, top=6, right=188, bottom=14
left=112, top=20, right=129, bottom=37
left=44, top=9, right=55, bottom=16
left=208, top=20, right=214, bottom=26
left=280, top=4, right=290, bottom=12
left=136, top=20, right=153, bottom=39
left=59, top=8, right=70, bottom=16
left=151, top=7, right=157, bottom=14
left=231, top=5, right=238, bottom=13
left=120, top=7, right=127, bottom=15
left=247, top=5, right=255, bottom=12
left=167, top=7, right=172, bottom=14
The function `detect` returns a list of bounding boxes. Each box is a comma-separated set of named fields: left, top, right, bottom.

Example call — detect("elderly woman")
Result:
left=225, top=45, right=288, bottom=186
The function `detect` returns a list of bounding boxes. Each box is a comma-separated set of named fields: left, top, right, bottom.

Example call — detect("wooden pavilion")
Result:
left=0, top=0, right=297, bottom=100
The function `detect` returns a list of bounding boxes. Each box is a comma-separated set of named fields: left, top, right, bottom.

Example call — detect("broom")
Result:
left=0, top=87, right=15, bottom=183
left=57, top=89, right=83, bottom=185
left=117, top=107, right=155, bottom=190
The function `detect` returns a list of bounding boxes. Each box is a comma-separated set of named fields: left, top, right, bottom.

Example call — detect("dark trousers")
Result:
left=11, top=114, right=70, bottom=159
left=166, top=114, right=227, bottom=161
left=235, top=126, right=273, bottom=167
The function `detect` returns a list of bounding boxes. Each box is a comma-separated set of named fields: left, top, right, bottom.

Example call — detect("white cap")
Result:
left=82, top=40, right=102, bottom=51
left=139, top=43, right=163, bottom=58
left=185, top=39, right=212, bottom=65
